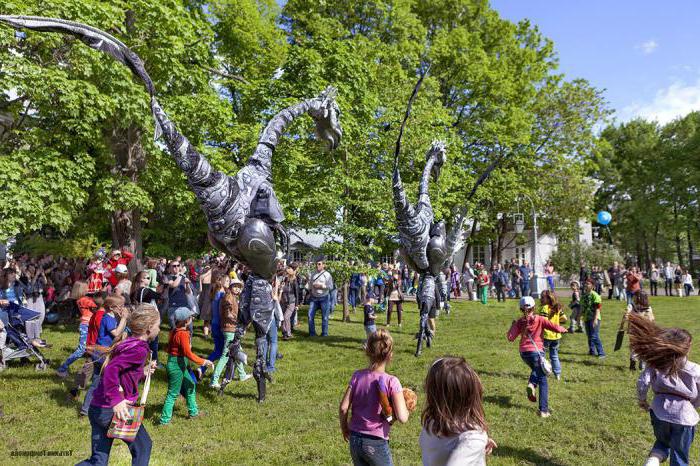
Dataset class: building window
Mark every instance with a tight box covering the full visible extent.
[473,244,487,266]
[292,250,304,263]
[514,247,526,264]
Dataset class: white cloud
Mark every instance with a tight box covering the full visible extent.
[636,39,658,55]
[621,78,700,124]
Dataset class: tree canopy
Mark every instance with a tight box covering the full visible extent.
[0,0,607,261]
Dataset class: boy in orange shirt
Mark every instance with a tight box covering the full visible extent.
[159,307,213,425]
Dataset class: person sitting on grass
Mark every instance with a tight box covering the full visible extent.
[76,304,160,466]
[581,279,606,359]
[629,314,700,466]
[339,329,416,466]
[210,279,251,389]
[420,357,497,466]
[507,296,567,418]
[159,307,213,425]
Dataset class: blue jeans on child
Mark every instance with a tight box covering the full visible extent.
[521,351,549,413]
[200,325,225,376]
[308,295,331,336]
[349,431,393,466]
[263,315,279,372]
[76,405,152,466]
[543,339,561,376]
[650,410,695,466]
[585,319,606,356]
[58,323,88,372]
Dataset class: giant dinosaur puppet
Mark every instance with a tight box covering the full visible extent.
[0,15,342,401]
[392,67,501,357]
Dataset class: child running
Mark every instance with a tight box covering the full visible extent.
[581,279,606,358]
[507,296,567,417]
[629,314,700,466]
[538,290,567,380]
[419,357,497,466]
[57,281,96,378]
[76,303,160,466]
[159,307,213,425]
[339,329,414,466]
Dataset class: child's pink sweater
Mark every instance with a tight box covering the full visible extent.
[507,314,567,352]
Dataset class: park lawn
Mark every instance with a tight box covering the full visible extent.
[1,296,700,465]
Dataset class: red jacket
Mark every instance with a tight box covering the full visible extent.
[106,251,134,287]
[507,314,567,352]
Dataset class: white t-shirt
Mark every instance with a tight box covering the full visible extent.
[419,427,488,466]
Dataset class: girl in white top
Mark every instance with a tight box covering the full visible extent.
[419,357,497,466]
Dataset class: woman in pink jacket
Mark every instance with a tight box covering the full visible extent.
[507,296,567,418]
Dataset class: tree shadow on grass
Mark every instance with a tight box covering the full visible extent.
[492,445,568,466]
[483,395,526,410]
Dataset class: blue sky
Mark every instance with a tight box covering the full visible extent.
[491,0,700,124]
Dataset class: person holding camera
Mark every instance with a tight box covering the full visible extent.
[162,261,195,331]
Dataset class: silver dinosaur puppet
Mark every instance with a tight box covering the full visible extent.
[0,15,342,401]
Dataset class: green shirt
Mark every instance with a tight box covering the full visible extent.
[581,290,602,321]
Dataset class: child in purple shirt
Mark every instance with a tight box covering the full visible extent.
[77,304,160,466]
[339,329,411,466]
[629,313,700,466]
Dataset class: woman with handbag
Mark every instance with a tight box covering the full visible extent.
[77,303,160,466]
[507,296,567,418]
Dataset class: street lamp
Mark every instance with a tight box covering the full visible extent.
[511,195,541,297]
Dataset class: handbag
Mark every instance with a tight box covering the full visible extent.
[106,356,152,442]
[526,333,553,376]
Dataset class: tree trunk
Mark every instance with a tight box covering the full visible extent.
[687,222,695,275]
[674,204,684,266]
[342,281,350,322]
[461,220,478,270]
[107,124,146,271]
[643,232,651,272]
[652,222,659,264]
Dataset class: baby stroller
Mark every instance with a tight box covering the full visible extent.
[0,302,50,372]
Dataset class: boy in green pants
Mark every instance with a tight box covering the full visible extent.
[211,280,251,388]
[160,307,212,425]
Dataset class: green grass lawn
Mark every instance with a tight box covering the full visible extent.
[2,296,700,465]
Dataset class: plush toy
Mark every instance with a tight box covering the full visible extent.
[377,377,394,423]
[403,387,418,413]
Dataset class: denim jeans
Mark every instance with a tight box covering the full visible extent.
[520,281,531,297]
[200,325,225,376]
[308,295,331,336]
[263,315,279,372]
[650,410,695,466]
[348,287,359,308]
[585,319,605,356]
[543,339,561,376]
[75,405,152,466]
[349,432,393,466]
[520,351,549,413]
[59,323,89,372]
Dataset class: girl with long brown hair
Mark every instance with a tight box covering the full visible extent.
[538,290,567,380]
[630,314,700,466]
[420,357,497,465]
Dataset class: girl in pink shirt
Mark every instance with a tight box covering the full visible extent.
[507,296,567,418]
[339,329,414,466]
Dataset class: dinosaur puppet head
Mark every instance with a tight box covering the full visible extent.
[308,86,342,150]
[426,140,447,182]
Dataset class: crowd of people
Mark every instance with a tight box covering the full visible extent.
[1,250,699,465]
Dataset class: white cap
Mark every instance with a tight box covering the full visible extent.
[114,264,128,274]
[519,296,535,309]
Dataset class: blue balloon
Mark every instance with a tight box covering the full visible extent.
[597,210,612,225]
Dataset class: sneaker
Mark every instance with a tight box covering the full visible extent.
[598,354,607,360]
[555,374,561,381]
[239,374,253,382]
[643,456,661,466]
[526,383,537,403]
[210,382,221,390]
[538,410,551,418]
[56,369,68,379]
